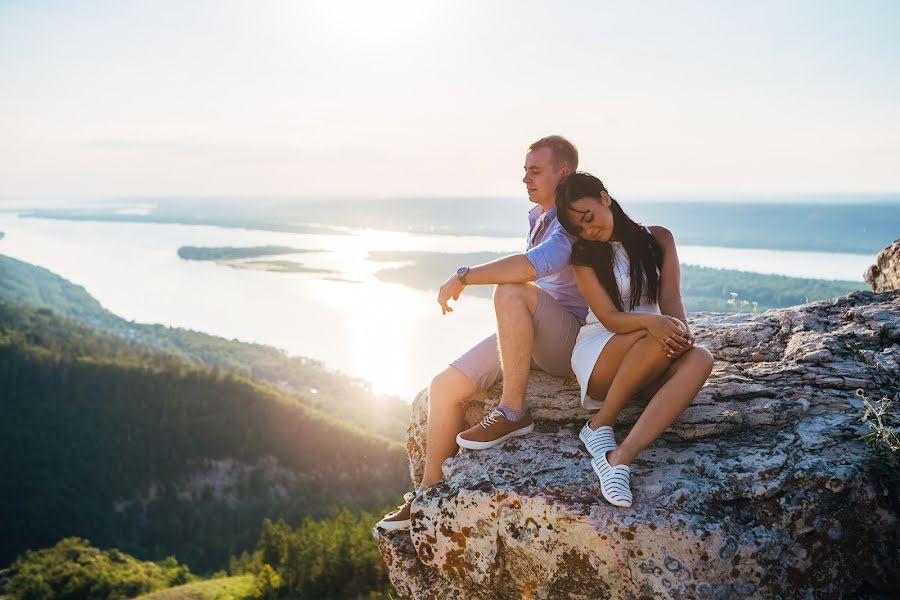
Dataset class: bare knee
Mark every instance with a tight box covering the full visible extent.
[639,333,672,363]
[675,346,713,377]
[429,367,475,406]
[493,282,535,311]
[690,346,715,375]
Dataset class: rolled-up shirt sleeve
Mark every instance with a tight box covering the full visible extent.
[525,225,574,280]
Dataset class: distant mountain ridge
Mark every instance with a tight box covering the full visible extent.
[22,196,900,254]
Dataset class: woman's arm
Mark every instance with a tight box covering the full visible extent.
[574,265,687,348]
[651,226,694,356]
[650,226,689,332]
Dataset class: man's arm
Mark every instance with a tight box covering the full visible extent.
[437,254,537,314]
[437,224,572,314]
[465,254,537,284]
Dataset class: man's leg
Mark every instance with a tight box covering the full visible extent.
[420,366,475,488]
[529,288,582,379]
[493,282,541,412]
[456,287,578,451]
[377,336,499,529]
[422,334,502,480]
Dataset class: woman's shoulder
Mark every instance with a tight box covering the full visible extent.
[646,225,675,246]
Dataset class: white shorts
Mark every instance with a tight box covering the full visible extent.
[570,323,616,409]
[571,306,662,409]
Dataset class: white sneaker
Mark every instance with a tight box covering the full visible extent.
[592,451,633,508]
[579,421,617,458]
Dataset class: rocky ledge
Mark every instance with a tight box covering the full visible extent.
[865,239,900,293]
[375,290,900,599]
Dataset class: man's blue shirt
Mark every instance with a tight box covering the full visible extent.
[523,205,588,322]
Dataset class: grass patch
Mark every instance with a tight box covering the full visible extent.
[136,576,254,600]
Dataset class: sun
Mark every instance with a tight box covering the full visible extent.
[306,0,434,44]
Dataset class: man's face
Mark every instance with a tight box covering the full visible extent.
[523,147,567,206]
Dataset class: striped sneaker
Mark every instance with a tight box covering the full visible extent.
[591,450,632,508]
[579,421,617,458]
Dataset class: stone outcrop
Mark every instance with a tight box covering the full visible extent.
[865,239,900,293]
[375,291,900,599]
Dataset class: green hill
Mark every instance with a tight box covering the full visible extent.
[0,254,410,440]
[2,537,196,600]
[0,301,408,572]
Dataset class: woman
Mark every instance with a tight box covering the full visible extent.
[555,172,713,508]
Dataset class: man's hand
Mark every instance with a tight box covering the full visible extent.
[438,275,465,315]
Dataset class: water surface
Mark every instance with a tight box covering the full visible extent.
[0,214,873,397]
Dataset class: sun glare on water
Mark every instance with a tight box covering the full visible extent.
[309,228,460,397]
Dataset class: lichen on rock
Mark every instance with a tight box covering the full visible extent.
[377,290,900,599]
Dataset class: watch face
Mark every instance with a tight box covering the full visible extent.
[457,267,467,277]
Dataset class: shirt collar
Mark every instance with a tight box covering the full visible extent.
[529,205,557,220]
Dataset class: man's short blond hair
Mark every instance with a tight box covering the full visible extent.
[529,135,578,172]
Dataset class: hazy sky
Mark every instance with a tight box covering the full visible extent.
[1,0,899,201]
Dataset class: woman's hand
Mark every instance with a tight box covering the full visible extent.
[646,315,691,357]
[669,332,695,359]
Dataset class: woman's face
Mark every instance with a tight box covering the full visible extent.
[567,193,615,241]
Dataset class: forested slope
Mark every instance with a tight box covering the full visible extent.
[0,254,410,439]
[0,302,408,571]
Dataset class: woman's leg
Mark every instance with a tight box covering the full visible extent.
[586,331,674,430]
[608,346,714,466]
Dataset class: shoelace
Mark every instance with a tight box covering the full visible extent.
[479,409,505,429]
[402,492,415,504]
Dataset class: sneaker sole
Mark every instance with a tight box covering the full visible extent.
[375,518,411,531]
[456,422,535,450]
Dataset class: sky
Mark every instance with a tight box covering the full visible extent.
[1,0,899,202]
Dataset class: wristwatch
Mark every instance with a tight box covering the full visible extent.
[456,266,470,285]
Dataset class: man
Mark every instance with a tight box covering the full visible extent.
[377,135,588,530]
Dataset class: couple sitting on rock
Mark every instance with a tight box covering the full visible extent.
[378,135,713,529]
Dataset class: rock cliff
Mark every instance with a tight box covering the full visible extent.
[865,239,900,293]
[375,290,900,599]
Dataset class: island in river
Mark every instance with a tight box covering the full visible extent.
[177,245,337,275]
[177,245,315,260]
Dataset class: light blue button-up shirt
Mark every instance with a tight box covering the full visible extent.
[524,205,588,322]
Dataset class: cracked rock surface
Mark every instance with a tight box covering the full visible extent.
[376,291,900,599]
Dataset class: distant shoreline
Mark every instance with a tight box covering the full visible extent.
[18,201,899,255]
[371,250,865,311]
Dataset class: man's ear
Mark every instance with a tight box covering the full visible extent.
[559,166,571,178]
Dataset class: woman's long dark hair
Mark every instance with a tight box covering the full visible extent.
[556,172,663,311]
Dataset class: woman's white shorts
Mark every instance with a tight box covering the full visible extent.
[570,322,617,409]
